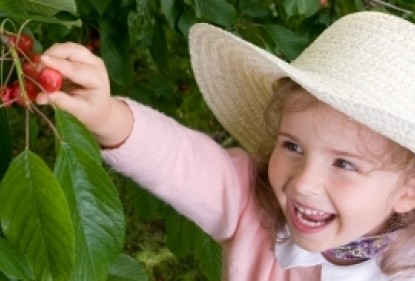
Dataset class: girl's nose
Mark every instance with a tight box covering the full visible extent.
[288,160,325,196]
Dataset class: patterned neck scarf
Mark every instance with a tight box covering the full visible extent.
[323,234,394,260]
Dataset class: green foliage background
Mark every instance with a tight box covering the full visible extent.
[0,0,414,280]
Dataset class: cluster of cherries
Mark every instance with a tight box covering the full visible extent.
[0,33,63,107]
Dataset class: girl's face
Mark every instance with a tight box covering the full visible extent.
[268,91,413,252]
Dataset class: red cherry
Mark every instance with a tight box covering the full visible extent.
[7,34,34,55]
[85,43,95,52]
[0,86,13,107]
[91,39,100,50]
[11,79,38,106]
[22,53,42,79]
[320,0,329,7]
[22,61,39,80]
[38,67,62,92]
[29,53,41,63]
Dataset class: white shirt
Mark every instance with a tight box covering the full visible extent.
[275,239,390,281]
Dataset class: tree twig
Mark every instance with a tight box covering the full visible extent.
[367,0,412,16]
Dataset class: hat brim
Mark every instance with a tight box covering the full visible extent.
[189,23,366,156]
[190,13,415,156]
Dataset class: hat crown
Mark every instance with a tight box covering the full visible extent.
[293,12,415,99]
[288,12,415,153]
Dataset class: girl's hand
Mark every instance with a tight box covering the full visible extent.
[35,42,133,148]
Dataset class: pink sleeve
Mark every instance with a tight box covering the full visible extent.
[102,98,254,241]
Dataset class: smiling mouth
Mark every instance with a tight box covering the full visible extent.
[292,202,336,232]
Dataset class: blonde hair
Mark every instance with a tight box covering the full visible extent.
[254,77,415,277]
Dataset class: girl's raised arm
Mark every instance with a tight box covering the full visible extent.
[35,42,133,148]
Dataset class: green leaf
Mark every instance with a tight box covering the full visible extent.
[0,0,80,27]
[23,0,77,16]
[127,180,165,222]
[54,110,101,163]
[266,24,309,61]
[194,235,221,281]
[90,0,110,16]
[239,0,269,18]
[160,0,179,29]
[165,211,222,281]
[54,110,125,281]
[177,9,197,38]
[0,271,11,281]
[107,254,148,281]
[25,15,82,28]
[0,0,27,16]
[283,0,320,18]
[149,22,168,70]
[0,238,34,280]
[193,0,237,27]
[165,211,202,257]
[354,0,365,10]
[0,150,75,281]
[99,19,133,86]
[0,108,12,181]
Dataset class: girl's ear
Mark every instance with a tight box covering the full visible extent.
[393,177,415,213]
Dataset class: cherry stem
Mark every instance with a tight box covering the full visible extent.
[0,19,17,36]
[9,47,29,104]
[366,0,412,15]
[0,96,18,108]
[0,46,4,86]
[7,46,34,149]
[29,104,62,142]
[0,57,12,61]
[25,107,30,149]
[24,74,47,93]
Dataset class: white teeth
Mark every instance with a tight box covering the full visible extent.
[294,203,334,228]
[296,205,329,216]
[296,212,325,227]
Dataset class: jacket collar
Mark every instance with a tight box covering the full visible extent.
[275,239,389,281]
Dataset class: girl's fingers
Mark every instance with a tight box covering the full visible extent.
[35,42,111,128]
[40,54,108,90]
[36,91,87,117]
[42,42,101,65]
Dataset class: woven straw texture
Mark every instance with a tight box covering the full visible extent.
[189,11,415,156]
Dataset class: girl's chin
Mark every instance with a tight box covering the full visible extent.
[289,233,331,252]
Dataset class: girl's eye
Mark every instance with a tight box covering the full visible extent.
[334,158,356,171]
[282,141,303,154]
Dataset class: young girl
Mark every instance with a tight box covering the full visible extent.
[36,11,415,280]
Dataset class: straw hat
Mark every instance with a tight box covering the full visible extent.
[189,11,415,156]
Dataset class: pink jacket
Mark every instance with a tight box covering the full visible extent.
[102,99,321,280]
